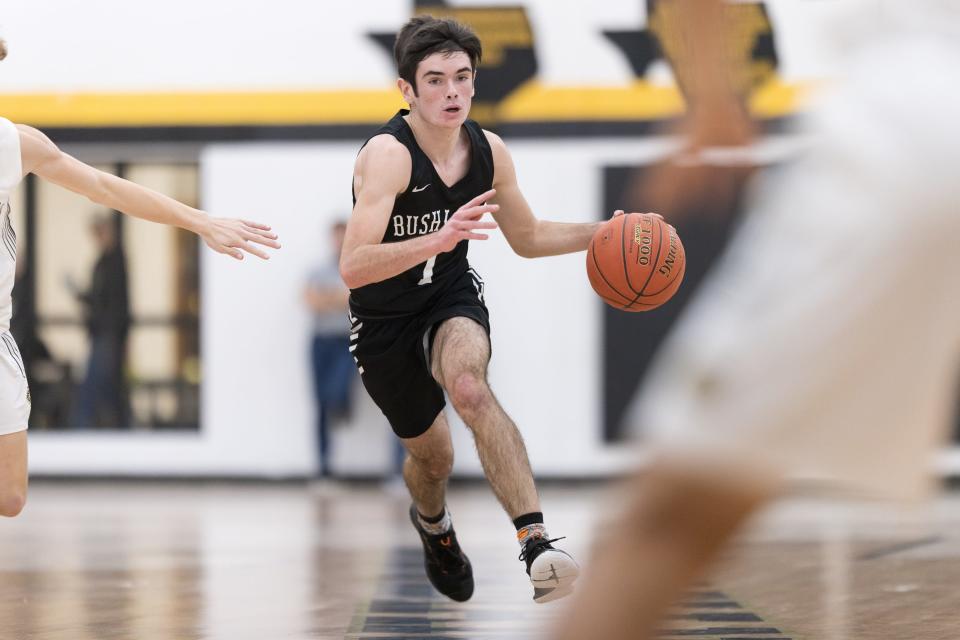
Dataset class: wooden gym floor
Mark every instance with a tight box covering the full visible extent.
[1,480,958,639]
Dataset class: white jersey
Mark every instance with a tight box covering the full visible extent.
[0,117,28,435]
[0,117,23,334]
[629,8,960,501]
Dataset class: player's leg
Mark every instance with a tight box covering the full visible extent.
[401,409,476,601]
[400,410,454,519]
[351,311,475,601]
[431,316,578,602]
[0,430,28,517]
[0,336,30,517]
[430,317,538,518]
[554,462,778,640]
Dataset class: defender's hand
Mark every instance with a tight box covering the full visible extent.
[200,217,281,260]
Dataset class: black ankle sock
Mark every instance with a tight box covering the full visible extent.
[418,507,446,523]
[513,512,544,531]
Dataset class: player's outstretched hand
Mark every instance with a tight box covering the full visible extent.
[200,217,282,260]
[436,188,499,252]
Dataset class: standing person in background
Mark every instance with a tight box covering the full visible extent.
[554,1,960,638]
[0,38,281,518]
[303,220,355,478]
[69,214,130,429]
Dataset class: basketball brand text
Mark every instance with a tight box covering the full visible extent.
[659,230,680,276]
[634,218,654,266]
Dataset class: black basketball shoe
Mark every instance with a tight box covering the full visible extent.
[409,504,474,602]
[520,534,579,603]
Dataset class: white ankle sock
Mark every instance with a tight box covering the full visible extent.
[417,507,452,535]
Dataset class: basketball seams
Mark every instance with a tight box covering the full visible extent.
[633,215,664,299]
[620,214,664,309]
[640,222,682,297]
[637,260,684,307]
[587,212,684,312]
[590,234,635,304]
[619,213,641,295]
[597,292,662,310]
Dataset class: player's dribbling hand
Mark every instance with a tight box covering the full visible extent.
[199,217,282,260]
[436,188,499,252]
[610,210,676,239]
[611,209,663,220]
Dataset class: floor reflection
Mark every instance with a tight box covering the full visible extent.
[2,482,960,639]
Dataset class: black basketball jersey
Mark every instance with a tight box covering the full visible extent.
[349,110,494,320]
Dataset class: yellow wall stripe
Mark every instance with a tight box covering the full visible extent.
[750,78,817,119]
[500,79,815,121]
[498,81,685,121]
[1,90,407,127]
[0,81,812,128]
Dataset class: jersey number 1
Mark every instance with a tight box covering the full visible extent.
[418,255,437,285]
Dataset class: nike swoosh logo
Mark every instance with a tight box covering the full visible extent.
[412,184,431,193]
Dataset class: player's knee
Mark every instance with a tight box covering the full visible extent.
[415,449,453,481]
[427,456,454,482]
[0,490,26,518]
[448,372,490,421]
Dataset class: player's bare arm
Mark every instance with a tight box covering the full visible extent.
[340,134,498,289]
[16,125,280,260]
[485,131,601,258]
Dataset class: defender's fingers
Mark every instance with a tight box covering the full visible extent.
[244,225,280,240]
[238,240,270,260]
[244,231,282,248]
[222,246,244,260]
[241,219,273,231]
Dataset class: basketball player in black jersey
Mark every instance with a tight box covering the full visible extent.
[340,16,616,604]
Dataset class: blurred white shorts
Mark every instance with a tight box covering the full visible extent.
[629,153,960,501]
[0,331,30,436]
[629,35,960,502]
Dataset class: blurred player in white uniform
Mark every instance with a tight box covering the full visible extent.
[0,39,280,518]
[555,1,960,638]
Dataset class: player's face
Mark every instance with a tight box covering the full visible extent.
[407,51,475,128]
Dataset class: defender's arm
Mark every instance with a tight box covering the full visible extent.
[17,125,279,260]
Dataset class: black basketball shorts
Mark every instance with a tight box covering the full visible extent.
[349,268,490,439]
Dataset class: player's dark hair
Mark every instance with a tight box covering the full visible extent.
[394,16,482,95]
[0,39,7,61]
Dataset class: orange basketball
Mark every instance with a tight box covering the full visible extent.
[586,212,685,312]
